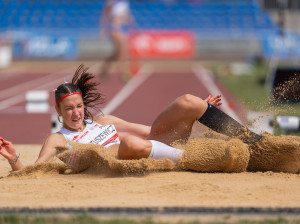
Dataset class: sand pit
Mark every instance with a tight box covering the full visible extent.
[1,134,300,209]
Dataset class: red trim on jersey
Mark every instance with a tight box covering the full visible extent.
[102,133,119,146]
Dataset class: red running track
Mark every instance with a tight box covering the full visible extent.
[0,65,247,144]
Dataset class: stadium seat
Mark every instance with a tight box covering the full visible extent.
[0,0,278,40]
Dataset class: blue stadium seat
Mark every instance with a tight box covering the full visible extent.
[0,0,278,39]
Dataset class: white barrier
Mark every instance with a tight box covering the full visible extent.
[0,44,12,68]
[25,90,49,113]
[276,116,300,131]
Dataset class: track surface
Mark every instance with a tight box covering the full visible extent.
[0,62,247,144]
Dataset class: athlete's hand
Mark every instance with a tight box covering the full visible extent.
[0,137,17,161]
[205,94,222,108]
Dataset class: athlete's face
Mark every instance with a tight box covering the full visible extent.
[56,94,85,132]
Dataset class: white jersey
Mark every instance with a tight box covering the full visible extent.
[59,120,120,148]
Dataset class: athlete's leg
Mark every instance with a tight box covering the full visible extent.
[147,94,262,146]
[198,103,262,145]
[118,135,152,159]
[118,135,183,162]
[147,94,208,145]
[100,32,122,78]
[118,31,132,82]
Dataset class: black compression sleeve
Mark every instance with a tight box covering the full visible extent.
[198,103,262,145]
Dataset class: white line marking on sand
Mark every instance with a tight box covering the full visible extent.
[101,65,153,115]
[193,67,241,123]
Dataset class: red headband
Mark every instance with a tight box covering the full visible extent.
[56,92,82,106]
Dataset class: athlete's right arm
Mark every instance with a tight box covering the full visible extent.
[35,133,67,163]
[0,134,67,171]
[0,137,23,171]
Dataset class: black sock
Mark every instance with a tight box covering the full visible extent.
[198,103,262,145]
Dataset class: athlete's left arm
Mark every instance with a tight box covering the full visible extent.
[95,114,151,139]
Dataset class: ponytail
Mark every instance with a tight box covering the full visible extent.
[55,64,105,121]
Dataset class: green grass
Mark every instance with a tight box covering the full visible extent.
[218,70,300,115]
[0,214,299,224]
[211,62,299,112]
[210,62,300,135]
[219,73,269,111]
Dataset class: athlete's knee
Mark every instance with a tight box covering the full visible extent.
[118,136,149,159]
[120,136,138,150]
[176,94,207,114]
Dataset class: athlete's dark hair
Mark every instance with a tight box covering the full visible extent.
[55,64,105,120]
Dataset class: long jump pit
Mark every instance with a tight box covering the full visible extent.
[1,127,300,223]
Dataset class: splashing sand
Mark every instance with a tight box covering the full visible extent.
[8,130,300,178]
[243,73,300,173]
[176,138,249,173]
[11,143,177,178]
[10,162,70,178]
[11,137,250,178]
[248,132,300,173]
[272,74,300,103]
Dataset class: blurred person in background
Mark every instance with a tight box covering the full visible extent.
[99,0,138,82]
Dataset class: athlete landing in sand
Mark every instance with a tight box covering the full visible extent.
[0,64,262,172]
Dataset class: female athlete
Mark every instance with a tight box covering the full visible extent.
[0,65,262,171]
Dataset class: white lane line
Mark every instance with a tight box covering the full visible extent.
[193,67,241,123]
[0,67,75,100]
[0,95,25,111]
[0,63,101,112]
[0,72,23,81]
[101,65,153,115]
[0,73,72,111]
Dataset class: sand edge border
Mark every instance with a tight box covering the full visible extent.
[0,206,300,216]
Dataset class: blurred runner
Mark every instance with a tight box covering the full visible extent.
[99,0,139,82]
